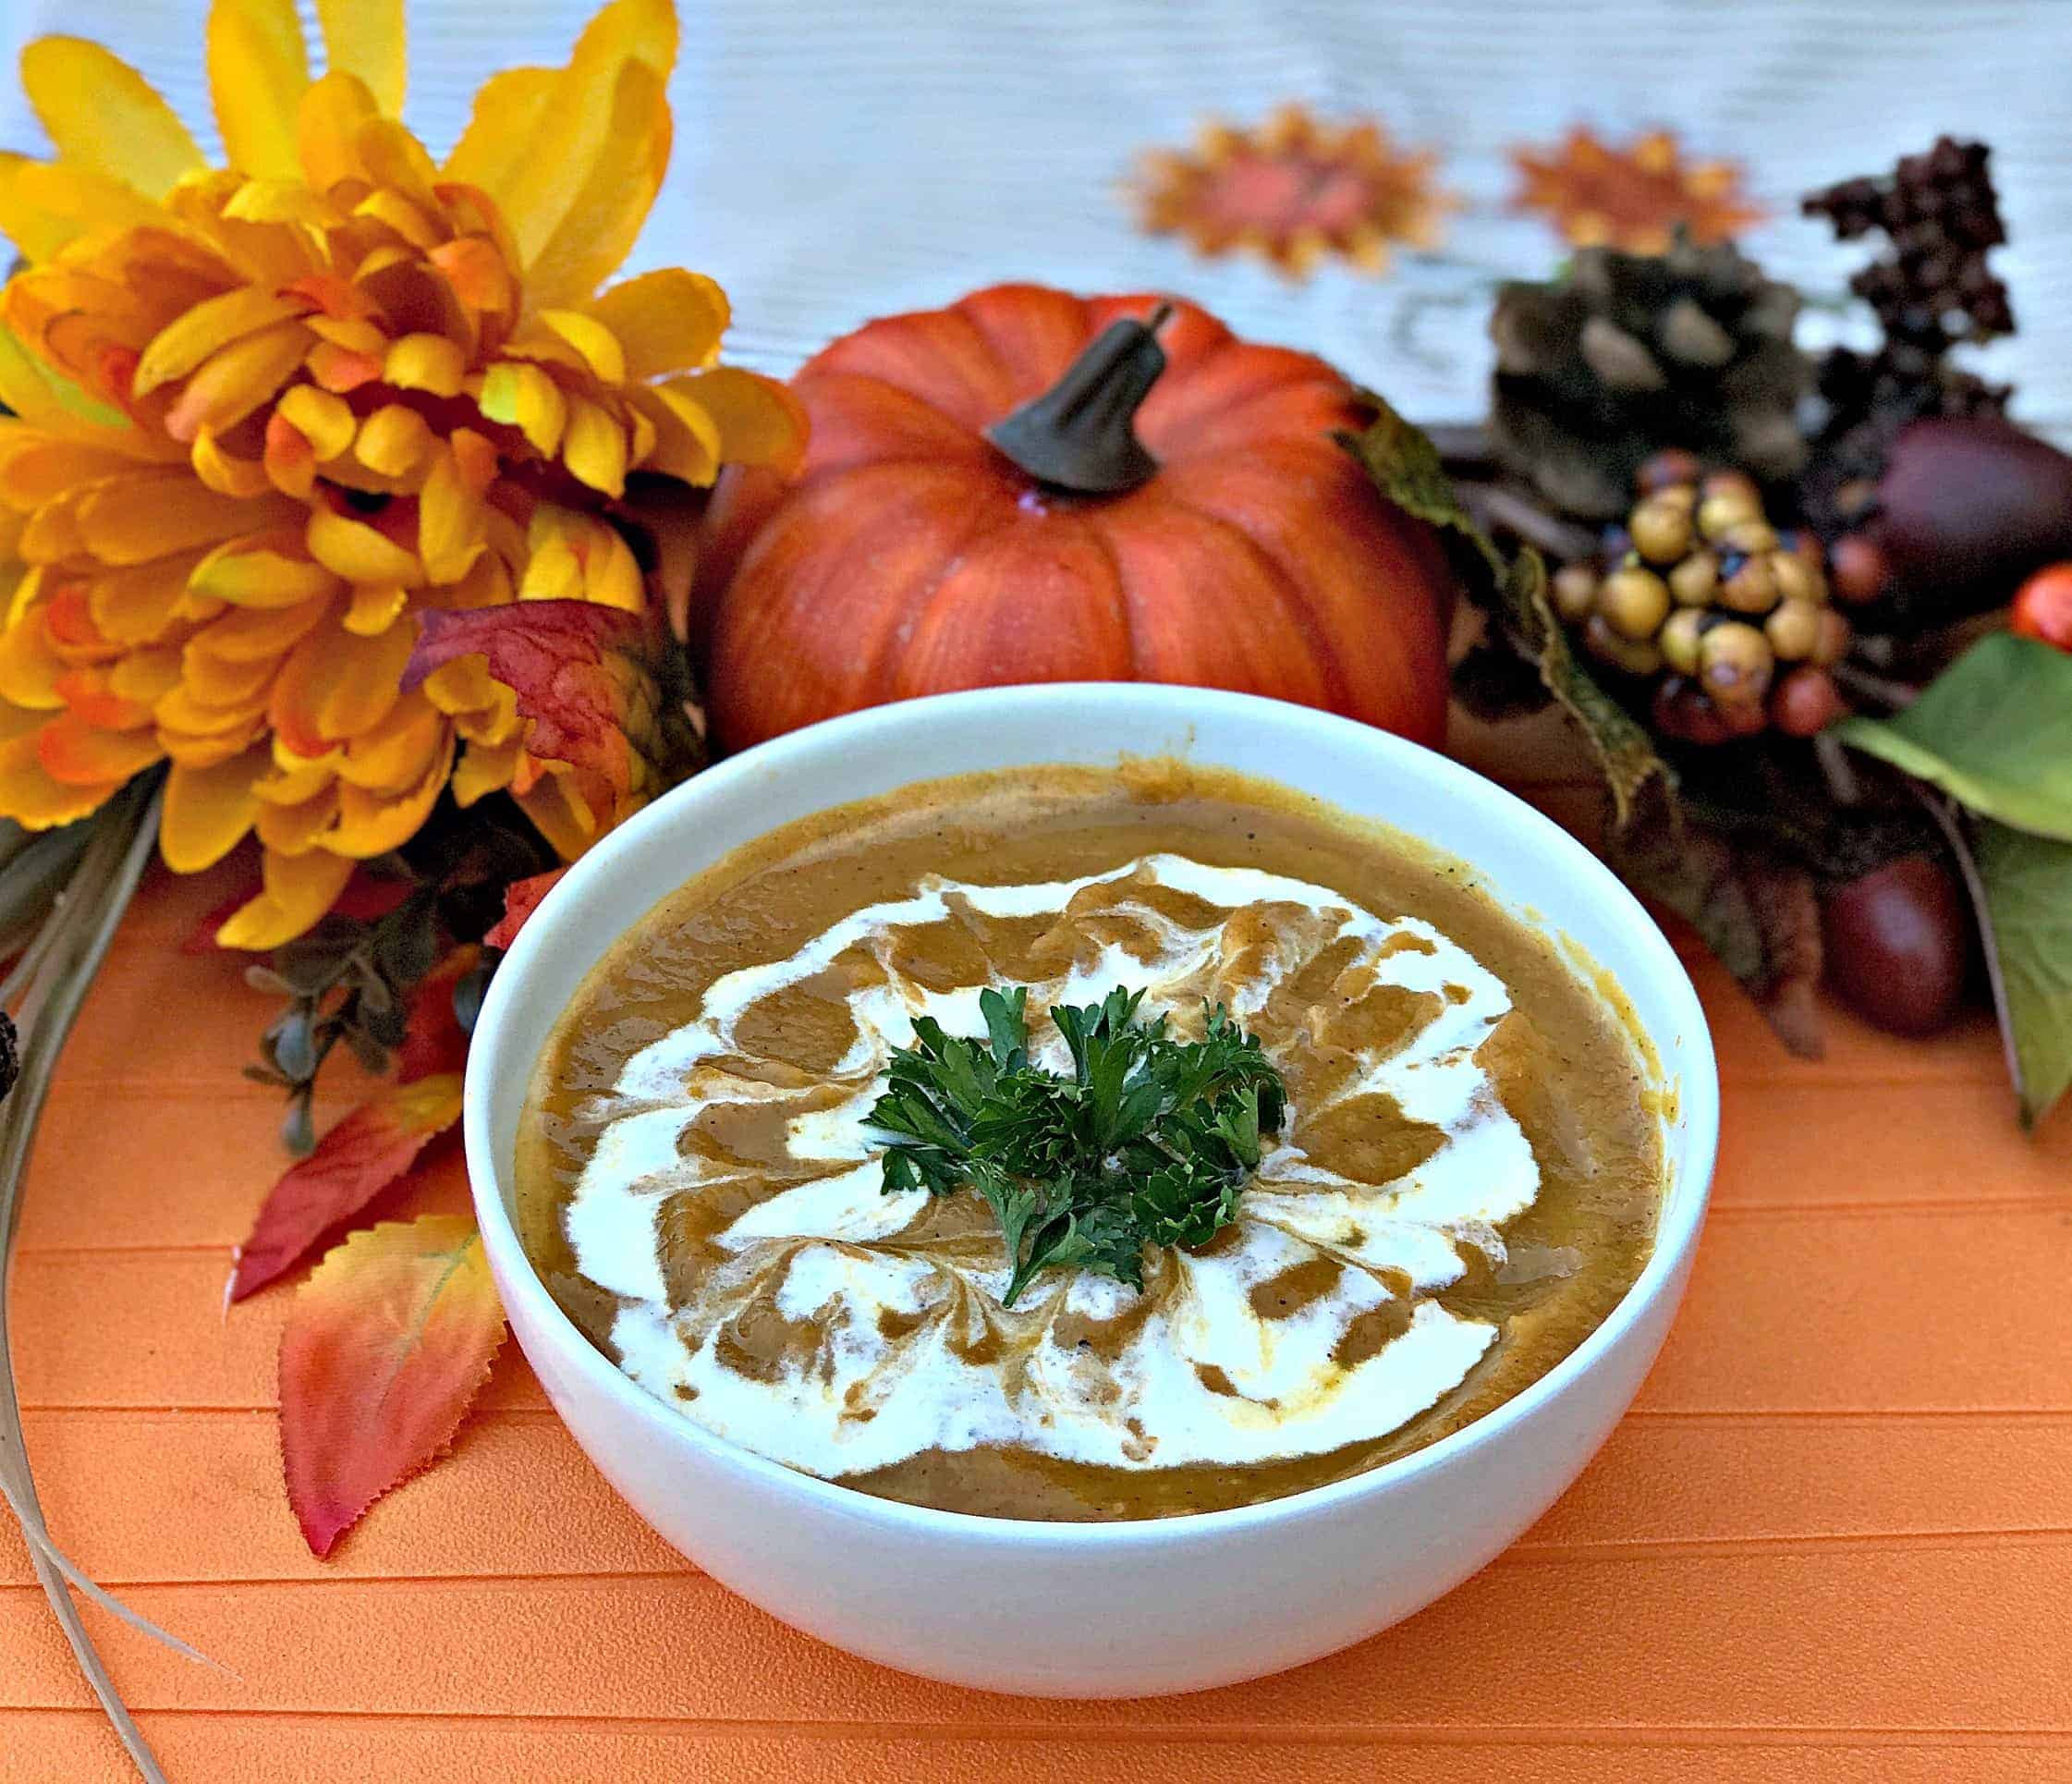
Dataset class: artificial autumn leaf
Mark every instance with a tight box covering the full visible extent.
[1132,103,1449,278]
[230,1073,465,1300]
[1511,127,1762,253]
[279,1215,506,1558]
[396,946,481,1085]
[1338,390,1664,825]
[403,600,641,785]
[484,867,568,951]
[1604,788,1825,1058]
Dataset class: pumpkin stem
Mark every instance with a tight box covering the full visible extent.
[984,300,1174,495]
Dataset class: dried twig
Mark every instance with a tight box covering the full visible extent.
[0,777,195,1784]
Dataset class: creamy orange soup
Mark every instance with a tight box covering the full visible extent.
[517,762,1663,1520]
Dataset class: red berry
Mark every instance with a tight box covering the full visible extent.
[1829,532,1890,605]
[1821,855,1968,1036]
[2010,562,2072,651]
[1770,666,1849,736]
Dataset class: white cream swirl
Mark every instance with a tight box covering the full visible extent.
[564,854,1539,1479]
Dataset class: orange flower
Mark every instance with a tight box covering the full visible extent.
[0,0,805,947]
[1132,104,1449,278]
[1510,126,1762,253]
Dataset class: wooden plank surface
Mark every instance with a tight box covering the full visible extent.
[3,800,2069,1782]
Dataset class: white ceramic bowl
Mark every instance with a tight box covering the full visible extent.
[465,684,1718,1698]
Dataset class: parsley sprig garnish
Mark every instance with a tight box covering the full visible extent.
[869,986,1286,1306]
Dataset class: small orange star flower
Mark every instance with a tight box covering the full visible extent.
[1510,126,1762,254]
[1131,104,1450,279]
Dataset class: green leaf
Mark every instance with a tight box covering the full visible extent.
[1831,635,2072,842]
[1336,389,1665,827]
[1972,820,2072,1130]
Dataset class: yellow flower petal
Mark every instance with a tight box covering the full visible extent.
[88,555,202,646]
[516,532,582,604]
[214,845,355,947]
[585,268,729,379]
[296,69,377,192]
[450,734,519,806]
[253,751,336,803]
[480,360,566,456]
[222,177,347,230]
[161,742,271,870]
[354,117,442,213]
[34,712,164,786]
[417,444,486,587]
[181,643,279,709]
[154,679,268,738]
[0,432,146,511]
[163,320,312,444]
[0,729,117,828]
[662,367,809,477]
[315,0,405,117]
[562,396,628,496]
[476,0,677,270]
[383,332,465,397]
[133,287,311,399]
[189,594,332,663]
[0,156,161,263]
[19,37,203,200]
[538,310,627,385]
[71,474,287,567]
[343,582,407,636]
[441,67,556,201]
[336,689,442,790]
[191,428,273,498]
[270,611,414,751]
[255,781,337,854]
[190,532,343,607]
[524,57,670,313]
[420,654,498,717]
[108,646,182,706]
[324,727,453,856]
[516,766,597,861]
[275,385,357,460]
[306,507,424,587]
[208,0,312,180]
[354,403,431,478]
[628,383,720,484]
[0,611,66,710]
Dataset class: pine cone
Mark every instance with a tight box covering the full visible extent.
[1491,236,1812,519]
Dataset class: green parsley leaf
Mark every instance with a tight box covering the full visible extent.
[868,985,1287,1306]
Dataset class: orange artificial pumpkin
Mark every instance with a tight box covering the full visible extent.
[693,284,1458,751]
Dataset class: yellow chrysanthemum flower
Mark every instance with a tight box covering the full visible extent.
[0,0,804,947]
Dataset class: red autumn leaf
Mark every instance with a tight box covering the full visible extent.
[279,1214,506,1557]
[402,601,639,780]
[484,867,567,951]
[231,1074,465,1301]
[396,946,480,1083]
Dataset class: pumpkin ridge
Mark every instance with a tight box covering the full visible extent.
[1075,507,1142,679]
[864,504,1020,692]
[1135,487,1355,711]
[1138,340,1353,451]
[816,308,1018,432]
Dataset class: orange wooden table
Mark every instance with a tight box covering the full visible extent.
[5,745,2071,1783]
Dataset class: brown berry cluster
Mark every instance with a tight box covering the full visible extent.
[1554,450,1852,744]
[1799,138,2013,538]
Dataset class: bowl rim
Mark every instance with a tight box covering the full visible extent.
[465,683,1720,1546]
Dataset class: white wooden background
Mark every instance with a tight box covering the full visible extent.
[1,0,2066,434]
